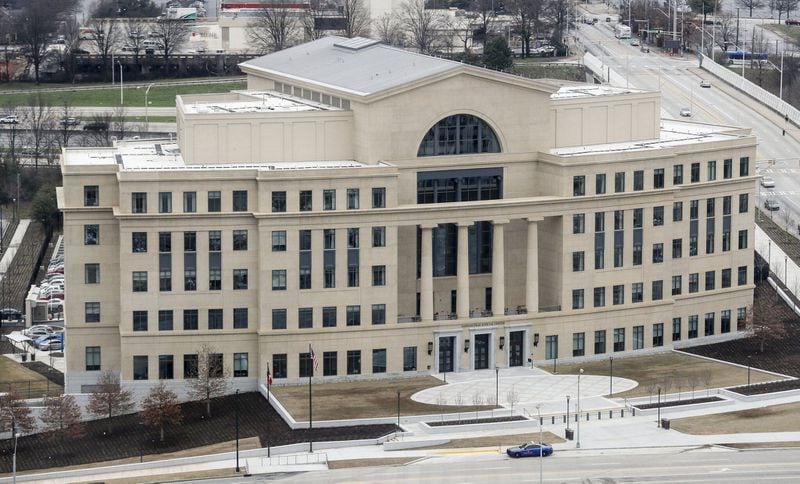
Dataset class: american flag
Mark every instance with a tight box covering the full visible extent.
[266,362,273,386]
[309,344,319,374]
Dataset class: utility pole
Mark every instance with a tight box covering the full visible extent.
[736,8,740,49]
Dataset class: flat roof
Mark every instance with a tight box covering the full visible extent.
[551,84,646,99]
[181,90,339,114]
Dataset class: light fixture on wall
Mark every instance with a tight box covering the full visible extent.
[534,333,540,347]
[464,339,470,353]
[499,336,505,350]
[427,341,433,355]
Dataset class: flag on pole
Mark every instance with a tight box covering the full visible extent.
[266,362,273,386]
[309,344,319,373]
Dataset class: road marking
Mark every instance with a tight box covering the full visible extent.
[433,448,500,455]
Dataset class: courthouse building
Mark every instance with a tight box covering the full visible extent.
[59,36,756,394]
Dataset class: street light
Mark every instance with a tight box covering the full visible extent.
[118,61,124,105]
[609,356,613,397]
[576,368,583,448]
[657,387,662,427]
[235,389,240,473]
[565,394,570,432]
[144,82,155,132]
[536,404,543,484]
[495,366,499,407]
[747,355,752,387]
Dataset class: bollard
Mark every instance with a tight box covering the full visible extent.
[540,417,543,425]
[632,407,635,416]
[552,415,555,424]
[621,409,625,418]
[575,414,578,422]
[609,410,613,419]
[562,415,566,423]
[586,413,589,421]
[598,411,602,420]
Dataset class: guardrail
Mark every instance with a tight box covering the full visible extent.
[258,452,327,467]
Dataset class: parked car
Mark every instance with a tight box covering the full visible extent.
[83,121,109,131]
[506,442,554,458]
[764,198,780,211]
[0,115,19,124]
[760,176,776,188]
[786,19,800,25]
[631,38,640,46]
[59,117,80,127]
[34,334,62,350]
[0,308,22,322]
[640,46,650,53]
[39,338,62,351]
[700,80,712,88]
[680,107,692,117]
[24,325,54,337]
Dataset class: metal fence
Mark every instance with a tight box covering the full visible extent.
[259,452,328,467]
[1,379,62,399]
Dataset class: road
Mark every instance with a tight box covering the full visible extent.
[577,17,800,230]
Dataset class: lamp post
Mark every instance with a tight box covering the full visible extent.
[784,255,788,284]
[144,82,155,132]
[6,411,18,484]
[565,394,570,432]
[536,404,543,484]
[747,355,752,387]
[657,387,662,427]
[577,368,583,448]
[235,389,240,472]
[609,356,613,397]
[118,60,123,105]
[495,365,499,407]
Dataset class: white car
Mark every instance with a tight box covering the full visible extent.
[764,199,780,211]
[700,80,712,88]
[24,325,54,337]
[760,176,776,188]
[0,115,18,124]
[680,107,692,117]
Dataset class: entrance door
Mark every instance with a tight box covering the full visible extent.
[438,336,455,373]
[474,334,490,370]
[509,330,524,367]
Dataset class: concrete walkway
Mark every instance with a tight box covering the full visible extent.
[0,219,30,280]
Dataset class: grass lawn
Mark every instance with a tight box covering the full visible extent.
[1,80,246,108]
[328,457,420,469]
[271,376,495,421]
[78,115,177,123]
[0,356,61,399]
[723,441,800,449]
[762,24,800,43]
[420,432,565,450]
[557,352,780,398]
[671,402,800,435]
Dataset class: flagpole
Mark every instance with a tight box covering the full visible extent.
[309,343,313,453]
[266,362,270,404]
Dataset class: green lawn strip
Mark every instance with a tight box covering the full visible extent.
[405,431,565,450]
[77,116,177,123]
[3,80,246,108]
[327,457,420,469]
[762,24,800,43]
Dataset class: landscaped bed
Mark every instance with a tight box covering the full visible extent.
[727,379,800,396]
[426,416,528,427]
[670,401,800,435]
[633,396,723,410]
[0,392,395,473]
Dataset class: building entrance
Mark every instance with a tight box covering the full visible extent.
[474,333,490,370]
[509,330,525,367]
[438,336,455,372]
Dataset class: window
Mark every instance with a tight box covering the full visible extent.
[738,307,747,328]
[183,192,196,213]
[572,332,585,357]
[372,265,386,286]
[272,231,286,251]
[722,268,732,288]
[207,191,221,212]
[372,304,386,325]
[299,190,313,211]
[573,214,585,234]
[233,308,248,329]
[417,114,500,156]
[654,169,664,189]
[613,284,624,305]
[323,189,336,210]
[403,346,417,371]
[739,156,749,176]
[184,231,196,252]
[596,174,606,194]
[273,354,287,379]
[672,275,682,295]
[347,350,361,375]
[323,307,337,327]
[132,192,147,213]
[133,356,148,380]
[672,239,682,259]
[633,170,644,191]
[84,185,99,206]
[233,190,248,211]
[672,318,682,341]
[572,289,584,310]
[652,243,663,263]
[652,280,663,301]
[653,206,664,226]
[689,273,699,293]
[633,208,643,229]
[705,270,715,290]
[272,270,286,290]
[84,224,99,245]
[724,158,733,178]
[234,353,248,377]
[85,347,101,371]
[593,287,605,307]
[85,263,100,284]
[158,192,172,213]
[738,266,748,285]
[707,160,717,181]
[184,248,197,292]
[132,232,147,252]
[233,269,248,290]
[691,162,700,182]
[723,195,732,216]
[133,311,148,331]
[348,266,359,287]
[373,349,387,373]
[272,309,287,330]
[688,315,699,338]
[298,308,313,329]
[233,230,248,251]
[183,309,198,330]
[594,330,606,354]
[346,305,361,326]
[613,328,625,352]
[372,226,386,247]
[323,351,337,376]
[545,335,558,359]
[158,310,173,331]
[208,309,223,330]
[704,312,715,336]
[673,201,683,222]
[158,232,171,253]
[132,271,147,292]
[572,251,585,272]
[159,355,174,380]
[209,230,221,251]
[372,187,386,208]
[271,191,286,212]
[738,230,748,249]
[673,164,683,184]
[631,283,643,303]
[347,188,360,209]
[573,176,585,196]
[633,326,644,350]
[739,193,748,213]
[595,212,605,232]
[614,172,625,192]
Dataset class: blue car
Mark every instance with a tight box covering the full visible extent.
[506,442,553,458]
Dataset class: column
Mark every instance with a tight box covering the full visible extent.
[457,222,471,319]
[526,218,540,314]
[491,220,508,317]
[420,225,434,322]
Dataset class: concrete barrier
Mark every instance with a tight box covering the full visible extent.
[383,438,451,451]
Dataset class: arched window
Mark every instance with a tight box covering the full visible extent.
[417,114,501,157]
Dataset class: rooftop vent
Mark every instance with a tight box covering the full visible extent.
[333,37,379,51]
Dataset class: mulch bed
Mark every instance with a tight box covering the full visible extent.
[20,361,64,386]
[426,416,527,427]
[0,392,396,473]
[728,379,800,396]
[634,396,722,410]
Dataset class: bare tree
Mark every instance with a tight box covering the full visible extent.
[302,0,325,41]
[737,0,766,17]
[40,394,85,440]
[113,105,129,140]
[472,390,483,419]
[186,344,229,418]
[151,17,191,77]
[507,386,520,416]
[125,21,150,71]
[83,112,114,147]
[675,377,684,401]
[140,382,182,442]
[86,18,121,82]
[343,0,371,38]
[16,0,79,83]
[546,0,571,49]
[472,0,495,47]
[700,370,713,397]
[87,370,135,435]
[688,374,699,398]
[247,6,299,54]
[400,0,444,54]
[373,13,405,47]
[55,100,77,149]
[0,387,36,436]
[436,392,447,421]
[752,321,789,353]
[509,0,544,57]
[21,94,55,169]
[2,101,20,169]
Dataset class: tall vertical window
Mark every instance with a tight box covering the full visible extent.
[299,229,312,289]
[158,310,173,331]
[738,230,748,249]
[159,232,172,292]
[158,192,172,213]
[207,191,221,212]
[132,271,148,292]
[85,263,100,284]
[133,355,148,380]
[593,287,605,307]
[631,282,643,303]
[132,192,147,213]
[184,232,196,291]
[613,328,625,352]
[347,188,360,209]
[133,311,148,331]
[673,164,683,184]
[653,168,664,189]
[573,176,585,196]
[272,270,287,290]
[673,201,683,222]
[596,174,606,194]
[372,187,386,208]
[707,160,717,181]
[594,330,606,354]
[672,275,682,295]
[372,226,386,247]
[272,309,287,330]
[84,185,99,206]
[272,231,286,251]
[272,354,287,378]
[233,190,248,211]
[633,325,644,350]
[372,349,387,373]
[159,355,174,379]
[689,315,699,338]
[323,351,338,376]
[691,162,700,182]
[704,312,715,336]
[633,170,644,191]
[85,224,99,245]
[739,156,749,176]
[183,192,197,213]
[372,304,386,325]
[572,251,584,272]
[403,347,417,371]
[347,228,359,287]
[672,239,682,259]
[208,309,223,330]
[572,332,585,357]
[132,232,147,252]
[183,309,198,330]
[723,158,733,178]
[614,172,625,192]
[652,280,663,300]
[233,230,248,251]
[233,308,248,329]
[739,193,749,213]
[323,189,336,210]
[322,306,337,327]
[298,308,313,329]
[299,190,313,211]
[85,346,101,371]
[346,305,361,326]
[573,214,585,234]
[672,318,682,341]
[738,266,748,285]
[234,353,249,377]
[545,335,558,360]
[347,350,362,375]
[572,289,584,309]
[233,269,248,289]
[271,191,286,212]
[324,229,336,288]
[372,265,386,286]
[209,230,221,290]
